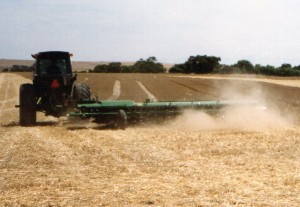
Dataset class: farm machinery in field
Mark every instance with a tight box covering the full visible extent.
[68,99,257,129]
[17,51,257,129]
[16,51,90,126]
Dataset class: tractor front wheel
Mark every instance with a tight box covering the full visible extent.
[19,83,36,126]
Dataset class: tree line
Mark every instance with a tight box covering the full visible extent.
[213,60,300,76]
[90,57,166,73]
[90,55,300,76]
[1,65,33,72]
[4,55,300,76]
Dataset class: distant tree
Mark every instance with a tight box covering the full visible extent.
[184,55,221,73]
[11,65,21,72]
[169,64,186,73]
[256,65,276,75]
[93,62,122,73]
[293,65,300,70]
[280,63,292,69]
[93,64,109,73]
[121,65,133,73]
[10,65,32,72]
[92,58,166,73]
[147,56,157,62]
[254,64,262,74]
[277,68,300,76]
[132,57,166,73]
[233,60,254,73]
[107,62,122,73]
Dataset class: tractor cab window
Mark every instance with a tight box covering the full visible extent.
[37,58,68,75]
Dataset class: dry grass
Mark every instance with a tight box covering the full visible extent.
[0,73,300,206]
[1,126,300,206]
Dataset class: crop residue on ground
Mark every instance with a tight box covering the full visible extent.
[1,73,300,206]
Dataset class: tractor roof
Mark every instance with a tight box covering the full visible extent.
[31,51,73,59]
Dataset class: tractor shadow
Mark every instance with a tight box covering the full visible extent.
[2,121,60,128]
[2,120,127,130]
[0,121,123,131]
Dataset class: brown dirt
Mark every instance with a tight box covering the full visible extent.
[0,73,300,206]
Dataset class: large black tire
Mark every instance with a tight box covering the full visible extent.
[73,83,91,101]
[19,84,36,126]
[114,109,127,130]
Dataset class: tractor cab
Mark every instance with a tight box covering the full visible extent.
[31,51,77,117]
[32,51,73,77]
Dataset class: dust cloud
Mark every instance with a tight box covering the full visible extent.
[166,106,292,132]
[164,78,295,131]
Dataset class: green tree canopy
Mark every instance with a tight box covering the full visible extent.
[184,55,221,73]
[233,60,254,73]
[93,62,122,73]
[132,57,166,73]
[169,55,221,74]
[280,63,292,69]
[169,64,186,73]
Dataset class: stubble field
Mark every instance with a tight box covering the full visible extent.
[0,72,300,206]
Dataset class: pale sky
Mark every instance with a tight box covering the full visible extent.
[1,0,300,66]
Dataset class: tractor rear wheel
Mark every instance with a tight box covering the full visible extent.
[73,83,91,101]
[19,83,36,126]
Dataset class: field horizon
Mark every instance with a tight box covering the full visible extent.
[0,58,174,71]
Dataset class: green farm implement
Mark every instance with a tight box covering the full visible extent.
[68,99,257,129]
[16,51,258,129]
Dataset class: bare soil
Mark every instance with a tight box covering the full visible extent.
[0,73,300,206]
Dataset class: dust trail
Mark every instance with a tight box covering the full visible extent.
[108,80,121,100]
[164,77,295,131]
[136,80,158,101]
[165,105,293,132]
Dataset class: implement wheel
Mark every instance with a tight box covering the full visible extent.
[114,109,127,130]
[19,83,36,126]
